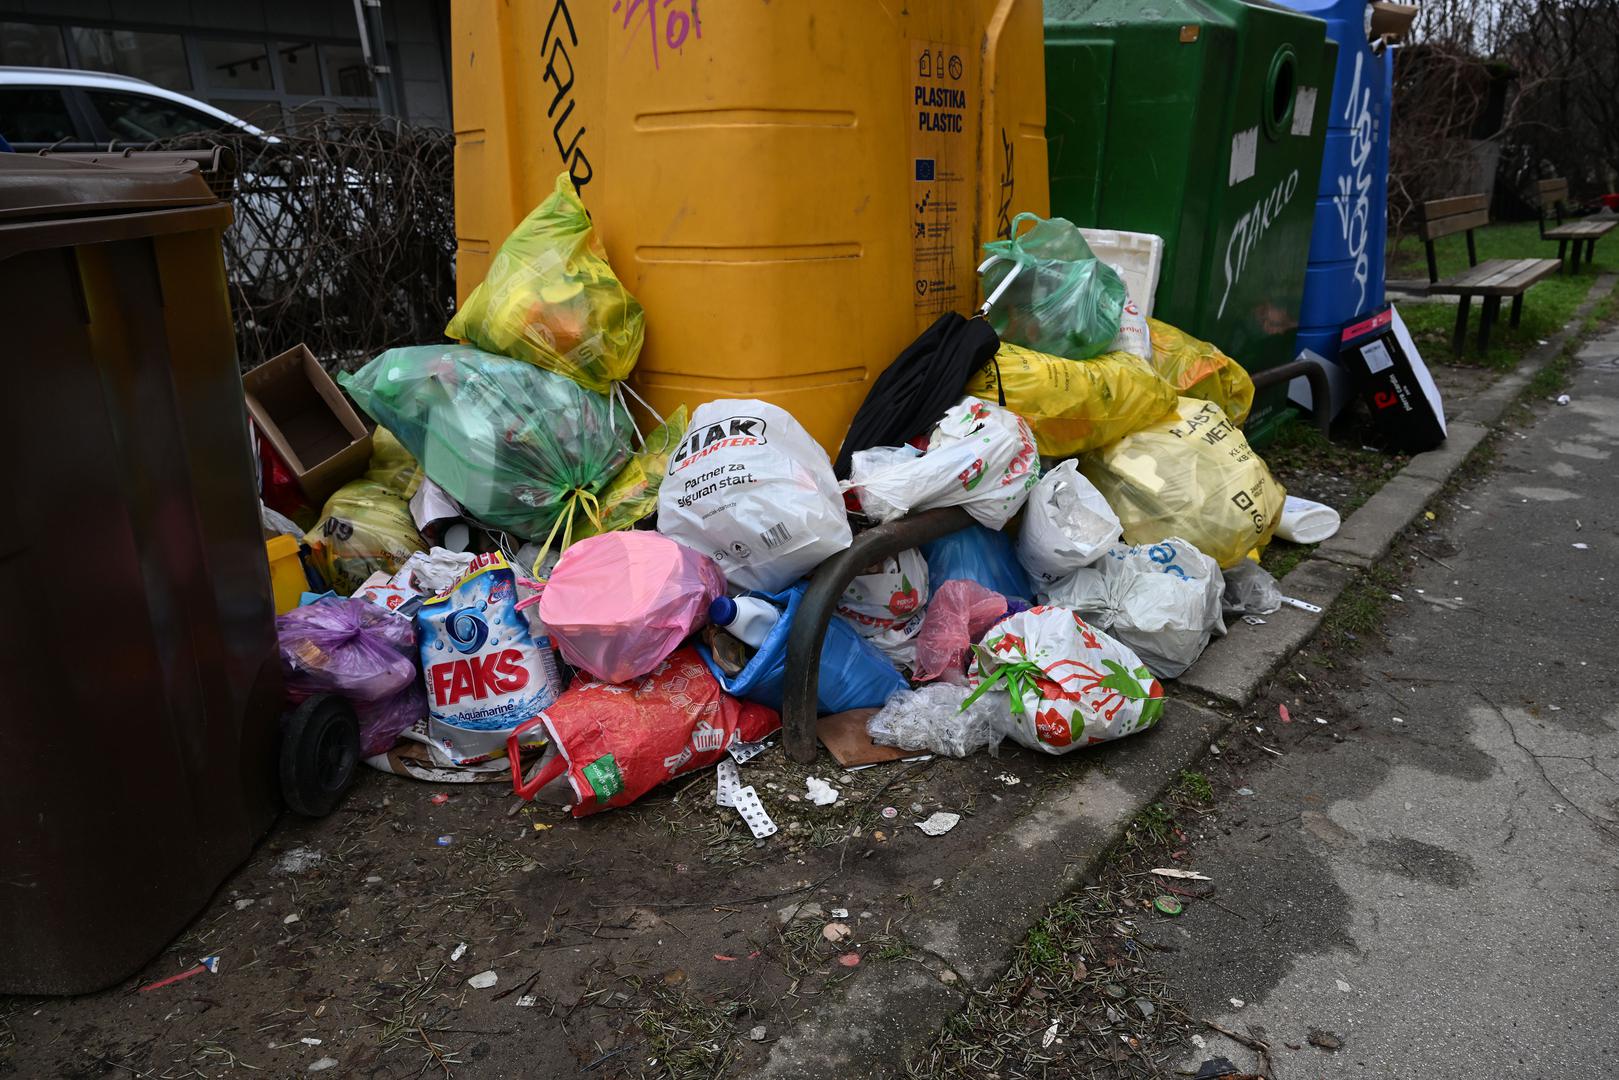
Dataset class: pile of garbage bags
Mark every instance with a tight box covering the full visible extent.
[264,189,1336,820]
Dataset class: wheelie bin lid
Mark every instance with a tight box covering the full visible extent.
[0,152,218,222]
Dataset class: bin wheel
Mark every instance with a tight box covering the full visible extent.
[281,694,360,817]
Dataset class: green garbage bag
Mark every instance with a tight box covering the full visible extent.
[981,212,1128,361]
[340,345,634,542]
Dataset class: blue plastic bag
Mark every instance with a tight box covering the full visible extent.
[698,583,907,713]
[920,525,1035,603]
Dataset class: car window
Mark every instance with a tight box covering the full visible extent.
[85,90,230,142]
[0,87,79,145]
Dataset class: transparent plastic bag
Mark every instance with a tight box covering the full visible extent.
[341,345,633,543]
[980,213,1128,360]
[912,579,1009,684]
[1080,398,1285,569]
[867,683,1007,758]
[1147,318,1255,426]
[308,480,428,596]
[965,342,1176,458]
[277,596,424,757]
[1222,559,1282,616]
[446,171,644,393]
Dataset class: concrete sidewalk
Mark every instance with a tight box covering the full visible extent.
[1148,322,1619,1078]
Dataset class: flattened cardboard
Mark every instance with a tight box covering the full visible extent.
[817,709,911,767]
[242,344,371,507]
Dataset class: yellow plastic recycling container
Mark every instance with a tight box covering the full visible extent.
[451,0,1050,452]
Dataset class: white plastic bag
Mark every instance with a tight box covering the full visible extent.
[1043,537,1226,679]
[1017,460,1122,586]
[846,398,1040,530]
[964,605,1165,754]
[836,549,929,668]
[1108,297,1153,361]
[657,400,852,592]
[1275,495,1341,544]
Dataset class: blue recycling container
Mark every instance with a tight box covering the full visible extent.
[1279,0,1393,371]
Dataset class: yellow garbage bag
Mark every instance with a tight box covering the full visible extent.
[363,427,424,500]
[571,406,690,543]
[965,342,1177,458]
[1147,319,1255,426]
[1080,397,1285,569]
[446,171,645,393]
[307,480,428,596]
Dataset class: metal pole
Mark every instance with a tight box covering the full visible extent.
[351,0,400,120]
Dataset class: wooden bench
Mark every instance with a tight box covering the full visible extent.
[1421,194,1561,354]
[1538,178,1616,273]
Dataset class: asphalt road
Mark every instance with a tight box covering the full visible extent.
[1144,332,1619,1079]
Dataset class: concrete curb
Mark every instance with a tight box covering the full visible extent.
[747,273,1617,1078]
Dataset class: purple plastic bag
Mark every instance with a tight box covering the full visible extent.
[277,597,424,756]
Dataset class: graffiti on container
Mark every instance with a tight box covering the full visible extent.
[542,0,593,188]
[1335,51,1376,313]
[1218,169,1300,319]
[997,127,1015,238]
[613,0,703,70]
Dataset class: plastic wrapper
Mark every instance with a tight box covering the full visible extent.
[965,605,1165,754]
[1080,397,1285,569]
[847,399,1039,530]
[341,344,633,542]
[1222,559,1282,616]
[572,406,688,542]
[965,342,1176,458]
[867,683,1007,758]
[697,583,907,714]
[539,531,726,684]
[365,426,425,499]
[657,399,851,592]
[1147,319,1255,426]
[511,647,779,817]
[835,549,929,668]
[920,525,1034,604]
[1043,537,1226,679]
[445,171,644,393]
[912,579,1009,684]
[411,552,565,766]
[980,213,1128,360]
[277,596,424,757]
[1017,460,1122,586]
[307,480,428,596]
[1109,297,1153,361]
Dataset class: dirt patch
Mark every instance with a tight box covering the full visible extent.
[1,740,1077,1079]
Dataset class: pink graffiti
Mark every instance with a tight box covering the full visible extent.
[612,0,703,70]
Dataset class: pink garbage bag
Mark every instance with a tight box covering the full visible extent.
[539,531,726,683]
[912,579,1009,685]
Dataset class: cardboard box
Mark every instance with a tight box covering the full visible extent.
[1340,305,1447,453]
[242,345,371,507]
[1370,3,1418,42]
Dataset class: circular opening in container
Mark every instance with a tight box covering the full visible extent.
[1265,47,1298,140]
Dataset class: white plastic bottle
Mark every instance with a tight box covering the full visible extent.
[708,596,781,648]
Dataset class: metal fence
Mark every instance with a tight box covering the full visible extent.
[170,119,457,372]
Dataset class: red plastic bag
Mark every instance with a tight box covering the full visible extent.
[912,579,1009,684]
[508,647,779,816]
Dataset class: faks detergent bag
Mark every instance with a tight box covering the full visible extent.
[410,551,563,766]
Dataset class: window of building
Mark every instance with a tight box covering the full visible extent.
[0,21,67,68]
[322,44,373,98]
[70,27,191,92]
[277,42,322,96]
[86,90,229,142]
[0,87,78,145]
[198,39,274,93]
